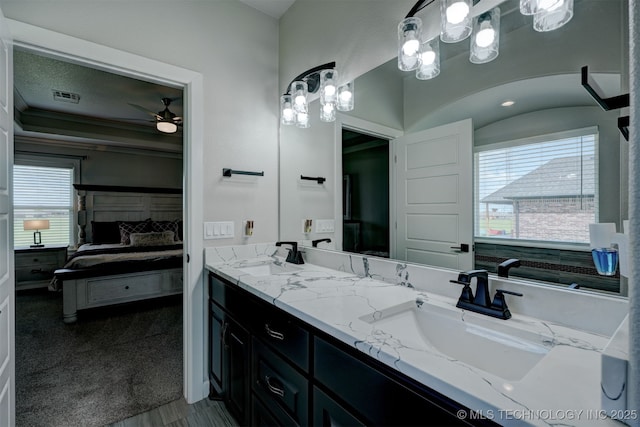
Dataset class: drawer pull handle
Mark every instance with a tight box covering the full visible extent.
[264,324,284,341]
[264,375,285,397]
[30,269,43,274]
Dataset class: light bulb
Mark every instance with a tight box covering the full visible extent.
[282,107,294,121]
[421,50,436,65]
[294,95,306,106]
[475,22,495,48]
[323,84,336,97]
[402,38,420,56]
[339,90,352,103]
[446,1,470,25]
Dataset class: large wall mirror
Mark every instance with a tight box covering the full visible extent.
[279,0,629,294]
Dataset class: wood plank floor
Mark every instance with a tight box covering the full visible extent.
[106,397,238,427]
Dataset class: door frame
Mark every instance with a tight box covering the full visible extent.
[6,20,207,403]
[334,115,402,252]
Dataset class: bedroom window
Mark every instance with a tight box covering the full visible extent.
[13,161,76,249]
[474,127,598,246]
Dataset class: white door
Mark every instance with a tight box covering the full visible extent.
[392,119,473,271]
[0,4,14,425]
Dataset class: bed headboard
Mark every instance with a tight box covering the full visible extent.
[74,184,183,245]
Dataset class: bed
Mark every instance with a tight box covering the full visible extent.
[52,184,184,324]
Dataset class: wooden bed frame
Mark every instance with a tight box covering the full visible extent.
[60,184,183,324]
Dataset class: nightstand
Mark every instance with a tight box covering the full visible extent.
[15,245,68,290]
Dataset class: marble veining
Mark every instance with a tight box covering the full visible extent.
[205,244,630,426]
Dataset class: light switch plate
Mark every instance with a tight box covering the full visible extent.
[315,219,335,233]
[204,221,235,239]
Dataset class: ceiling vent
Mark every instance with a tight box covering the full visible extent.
[52,90,80,104]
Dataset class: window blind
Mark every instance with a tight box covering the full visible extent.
[13,165,74,248]
[474,129,597,245]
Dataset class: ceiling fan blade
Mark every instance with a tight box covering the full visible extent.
[127,102,162,120]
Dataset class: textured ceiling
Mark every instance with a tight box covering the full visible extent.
[14,49,184,152]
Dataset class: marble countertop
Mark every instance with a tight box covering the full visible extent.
[205,246,628,427]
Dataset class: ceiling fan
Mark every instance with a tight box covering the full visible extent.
[128,97,183,134]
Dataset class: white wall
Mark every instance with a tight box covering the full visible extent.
[1,0,280,246]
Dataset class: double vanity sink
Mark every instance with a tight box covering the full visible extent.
[206,243,628,426]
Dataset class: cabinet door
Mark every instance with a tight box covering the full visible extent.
[224,317,250,426]
[209,301,224,396]
[313,386,366,427]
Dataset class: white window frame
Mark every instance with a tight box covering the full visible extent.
[14,153,81,248]
[473,126,599,251]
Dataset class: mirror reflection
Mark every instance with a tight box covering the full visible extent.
[279,0,628,295]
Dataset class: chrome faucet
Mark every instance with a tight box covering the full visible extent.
[450,269,522,319]
[275,241,305,264]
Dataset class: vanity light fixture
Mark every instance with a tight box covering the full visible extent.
[398,0,575,77]
[280,62,355,128]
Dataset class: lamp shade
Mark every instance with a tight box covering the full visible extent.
[398,17,422,71]
[533,0,573,32]
[23,219,50,231]
[416,37,441,80]
[440,0,473,43]
[470,8,500,64]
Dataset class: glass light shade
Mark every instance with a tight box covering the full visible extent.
[157,121,178,133]
[398,17,422,71]
[533,0,573,32]
[336,81,354,111]
[320,69,339,105]
[320,102,336,122]
[291,80,308,113]
[416,37,441,80]
[440,0,472,43]
[470,8,500,64]
[296,111,310,128]
[520,0,562,15]
[280,94,295,125]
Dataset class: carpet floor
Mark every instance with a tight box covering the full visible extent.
[15,289,183,427]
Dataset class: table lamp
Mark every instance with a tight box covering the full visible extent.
[23,219,50,248]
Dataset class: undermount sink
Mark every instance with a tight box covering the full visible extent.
[360,299,552,381]
[237,262,302,277]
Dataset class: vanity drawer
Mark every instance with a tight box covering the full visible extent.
[251,337,308,427]
[250,300,309,372]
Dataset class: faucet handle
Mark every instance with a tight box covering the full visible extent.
[491,289,523,319]
[450,279,474,303]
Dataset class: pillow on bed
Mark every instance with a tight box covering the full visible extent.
[150,220,182,242]
[91,221,121,244]
[118,220,151,245]
[129,231,176,247]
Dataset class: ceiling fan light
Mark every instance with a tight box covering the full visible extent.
[157,120,178,133]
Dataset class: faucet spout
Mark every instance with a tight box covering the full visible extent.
[453,270,490,308]
[497,258,521,278]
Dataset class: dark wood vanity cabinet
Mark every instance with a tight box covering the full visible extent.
[208,272,497,427]
[208,276,251,425]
